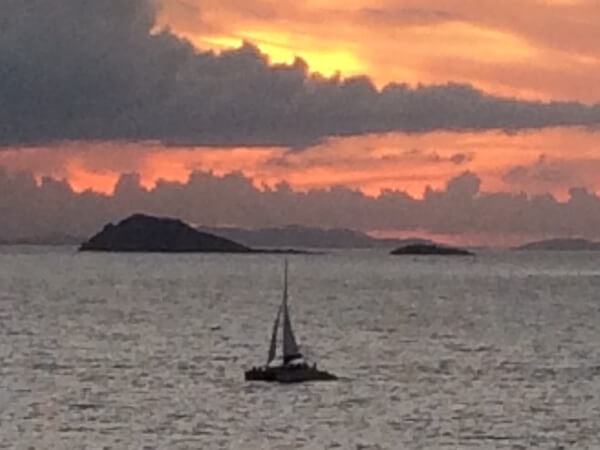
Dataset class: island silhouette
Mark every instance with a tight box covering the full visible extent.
[80,214,252,253]
[79,214,314,254]
[390,243,473,256]
[514,238,600,251]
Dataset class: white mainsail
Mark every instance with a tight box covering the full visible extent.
[281,260,301,363]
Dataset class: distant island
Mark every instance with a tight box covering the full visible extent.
[80,214,252,253]
[198,224,433,249]
[515,238,600,251]
[79,214,320,254]
[391,244,474,256]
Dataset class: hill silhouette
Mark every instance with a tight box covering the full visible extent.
[80,214,251,253]
[515,238,600,251]
[391,244,473,256]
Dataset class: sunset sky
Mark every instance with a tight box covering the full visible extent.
[2,0,600,244]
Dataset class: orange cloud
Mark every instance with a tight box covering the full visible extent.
[139,147,281,189]
[65,158,120,194]
[158,0,600,101]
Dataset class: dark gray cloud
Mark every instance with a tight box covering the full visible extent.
[503,155,600,194]
[449,153,473,165]
[504,155,565,183]
[2,0,600,148]
[396,149,474,165]
[2,168,600,243]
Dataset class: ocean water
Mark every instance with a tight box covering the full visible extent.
[1,247,600,449]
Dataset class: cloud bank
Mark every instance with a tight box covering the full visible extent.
[1,168,600,244]
[3,0,600,148]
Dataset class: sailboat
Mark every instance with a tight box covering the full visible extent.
[244,260,338,383]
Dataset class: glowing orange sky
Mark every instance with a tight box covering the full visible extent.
[158,0,600,101]
[2,128,600,201]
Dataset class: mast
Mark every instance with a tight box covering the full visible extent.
[281,259,301,364]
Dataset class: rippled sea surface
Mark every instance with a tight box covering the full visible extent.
[2,247,600,449]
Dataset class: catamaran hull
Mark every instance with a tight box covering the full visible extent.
[245,367,338,383]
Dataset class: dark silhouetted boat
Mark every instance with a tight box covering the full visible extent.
[244,261,337,383]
